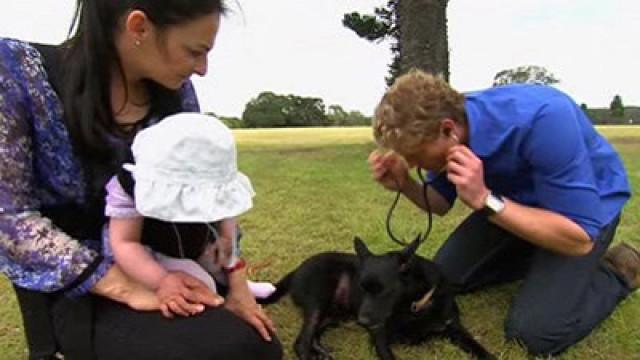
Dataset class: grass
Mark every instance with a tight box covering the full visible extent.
[1,126,639,359]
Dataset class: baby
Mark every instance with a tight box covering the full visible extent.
[104,112,274,316]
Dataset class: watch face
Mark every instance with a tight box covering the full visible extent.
[486,193,505,214]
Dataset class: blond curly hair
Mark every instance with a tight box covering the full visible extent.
[373,69,466,153]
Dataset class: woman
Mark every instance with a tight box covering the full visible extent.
[0,1,281,359]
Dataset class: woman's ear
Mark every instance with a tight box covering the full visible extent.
[124,10,152,44]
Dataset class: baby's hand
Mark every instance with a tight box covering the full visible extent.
[156,272,205,318]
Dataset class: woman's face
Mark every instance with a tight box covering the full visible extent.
[124,12,221,90]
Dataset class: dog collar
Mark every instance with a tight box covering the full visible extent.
[411,286,436,313]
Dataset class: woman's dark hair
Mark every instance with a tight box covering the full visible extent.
[61,0,226,188]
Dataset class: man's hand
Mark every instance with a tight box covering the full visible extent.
[368,150,410,191]
[446,145,489,210]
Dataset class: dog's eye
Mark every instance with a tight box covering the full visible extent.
[361,280,384,295]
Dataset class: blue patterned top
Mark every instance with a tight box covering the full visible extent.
[0,38,200,295]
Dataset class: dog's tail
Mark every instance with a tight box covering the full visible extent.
[257,271,294,305]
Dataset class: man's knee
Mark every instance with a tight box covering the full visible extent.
[504,310,572,356]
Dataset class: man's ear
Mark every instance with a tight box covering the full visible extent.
[439,118,457,138]
[354,236,371,259]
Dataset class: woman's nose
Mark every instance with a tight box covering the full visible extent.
[194,57,208,76]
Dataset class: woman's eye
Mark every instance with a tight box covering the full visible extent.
[189,49,203,58]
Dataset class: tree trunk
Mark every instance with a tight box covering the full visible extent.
[397,0,449,81]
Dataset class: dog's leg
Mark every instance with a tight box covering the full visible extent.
[369,328,395,360]
[445,322,495,360]
[294,309,324,360]
[310,317,337,359]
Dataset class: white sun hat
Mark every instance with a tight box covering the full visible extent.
[123,112,255,223]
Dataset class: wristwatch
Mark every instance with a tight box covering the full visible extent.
[482,191,505,216]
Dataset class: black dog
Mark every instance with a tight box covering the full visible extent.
[260,236,495,359]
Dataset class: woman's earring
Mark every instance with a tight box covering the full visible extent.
[135,39,141,47]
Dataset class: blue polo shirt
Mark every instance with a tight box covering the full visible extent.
[429,84,631,240]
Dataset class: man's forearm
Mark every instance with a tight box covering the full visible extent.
[489,198,593,256]
[401,179,451,216]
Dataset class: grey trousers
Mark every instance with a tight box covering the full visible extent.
[434,212,631,356]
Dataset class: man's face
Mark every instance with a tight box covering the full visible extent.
[398,135,450,173]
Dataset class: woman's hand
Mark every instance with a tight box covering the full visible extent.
[368,150,410,191]
[91,264,159,311]
[446,145,489,210]
[225,270,276,342]
[157,271,225,318]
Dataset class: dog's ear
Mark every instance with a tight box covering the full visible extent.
[398,233,422,272]
[354,236,371,259]
[399,233,422,263]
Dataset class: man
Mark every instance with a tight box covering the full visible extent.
[368,69,639,356]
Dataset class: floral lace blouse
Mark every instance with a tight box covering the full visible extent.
[0,38,199,295]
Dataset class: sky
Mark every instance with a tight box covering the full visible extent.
[1,1,638,117]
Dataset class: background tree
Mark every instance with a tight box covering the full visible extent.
[204,111,244,128]
[242,92,328,128]
[344,110,372,126]
[610,95,625,117]
[219,116,244,129]
[327,105,372,127]
[242,92,289,128]
[493,65,560,86]
[343,0,450,85]
[285,95,329,127]
[327,104,350,126]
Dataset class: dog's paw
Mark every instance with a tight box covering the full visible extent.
[311,340,333,360]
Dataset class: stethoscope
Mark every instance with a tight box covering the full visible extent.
[385,169,433,247]
[385,132,459,247]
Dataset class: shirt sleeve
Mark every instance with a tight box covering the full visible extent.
[0,38,112,295]
[105,176,140,218]
[522,95,603,240]
[427,171,457,206]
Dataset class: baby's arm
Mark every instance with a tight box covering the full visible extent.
[105,175,168,290]
[217,218,240,266]
[109,216,168,290]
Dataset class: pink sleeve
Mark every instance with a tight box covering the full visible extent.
[104,176,140,218]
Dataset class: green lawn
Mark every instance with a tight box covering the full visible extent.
[1,126,639,359]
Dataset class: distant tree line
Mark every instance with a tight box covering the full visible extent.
[493,65,636,125]
[581,98,638,125]
[208,91,372,129]
[208,64,635,128]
